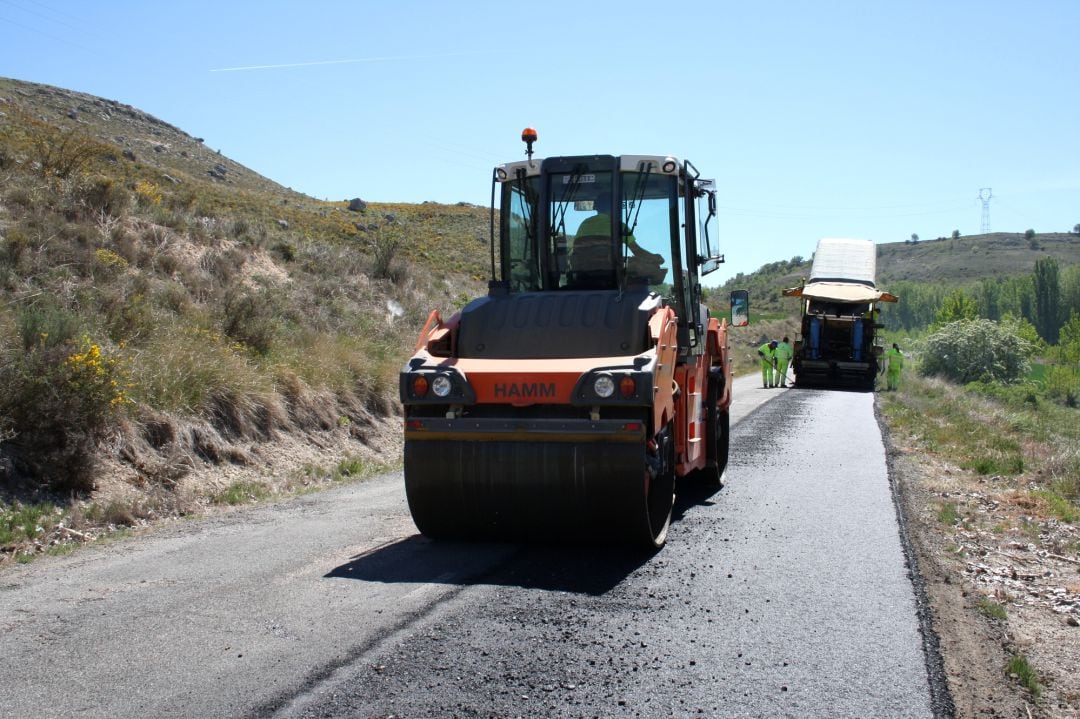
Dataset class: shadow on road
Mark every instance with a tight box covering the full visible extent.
[326,536,654,596]
[326,482,722,596]
[672,481,722,522]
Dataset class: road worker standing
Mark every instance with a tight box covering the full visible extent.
[757,340,778,388]
[774,336,794,388]
[886,343,904,391]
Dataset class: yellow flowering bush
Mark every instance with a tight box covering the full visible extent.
[0,335,129,491]
[93,248,129,277]
[134,179,163,207]
[64,338,129,409]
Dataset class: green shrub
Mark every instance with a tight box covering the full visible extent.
[0,336,128,492]
[1000,313,1043,352]
[222,286,280,355]
[333,457,376,481]
[965,454,1024,476]
[230,217,250,239]
[372,233,402,280]
[7,107,111,180]
[17,300,83,351]
[921,319,1033,384]
[103,291,156,344]
[1,228,31,269]
[79,175,130,217]
[4,186,35,210]
[273,240,296,262]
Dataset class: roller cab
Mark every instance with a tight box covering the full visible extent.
[400,137,738,548]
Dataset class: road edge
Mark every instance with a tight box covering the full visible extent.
[875,398,957,719]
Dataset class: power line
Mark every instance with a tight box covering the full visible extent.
[1,0,86,33]
[0,12,103,57]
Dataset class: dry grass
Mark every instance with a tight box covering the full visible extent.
[879,367,1079,714]
[0,77,483,551]
[882,374,1078,513]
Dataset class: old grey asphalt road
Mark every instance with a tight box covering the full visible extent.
[0,376,942,718]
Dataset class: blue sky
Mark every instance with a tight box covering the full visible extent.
[2,0,1077,284]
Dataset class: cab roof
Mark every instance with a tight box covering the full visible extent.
[495,155,682,181]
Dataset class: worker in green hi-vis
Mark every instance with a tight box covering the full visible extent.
[757,340,778,388]
[774,335,794,388]
[886,342,904,391]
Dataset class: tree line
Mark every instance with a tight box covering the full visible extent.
[881,258,1080,344]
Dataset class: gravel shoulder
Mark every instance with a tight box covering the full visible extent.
[878,396,1080,719]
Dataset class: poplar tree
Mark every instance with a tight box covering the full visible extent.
[1033,257,1060,344]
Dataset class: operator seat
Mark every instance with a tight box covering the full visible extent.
[567,234,615,289]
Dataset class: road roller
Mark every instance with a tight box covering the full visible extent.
[399,130,746,548]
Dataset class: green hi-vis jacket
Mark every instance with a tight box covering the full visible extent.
[886,347,904,371]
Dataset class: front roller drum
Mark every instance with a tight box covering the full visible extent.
[404,438,674,548]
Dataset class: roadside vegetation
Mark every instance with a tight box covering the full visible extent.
[0,78,485,563]
[875,260,1079,713]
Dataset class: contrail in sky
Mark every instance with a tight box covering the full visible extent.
[210,51,487,72]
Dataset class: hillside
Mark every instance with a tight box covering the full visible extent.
[877,232,1080,285]
[713,232,1080,315]
[0,77,492,279]
[0,76,490,529]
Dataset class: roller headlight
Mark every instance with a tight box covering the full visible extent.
[431,374,452,398]
[593,375,615,398]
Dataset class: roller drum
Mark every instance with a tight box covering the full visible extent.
[404,439,671,547]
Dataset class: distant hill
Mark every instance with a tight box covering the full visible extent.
[876,233,1080,285]
[713,232,1080,316]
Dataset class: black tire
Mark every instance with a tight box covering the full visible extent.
[640,423,675,549]
[688,369,728,488]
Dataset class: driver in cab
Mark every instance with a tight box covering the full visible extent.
[575,194,665,279]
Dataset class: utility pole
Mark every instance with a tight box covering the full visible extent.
[978,187,993,234]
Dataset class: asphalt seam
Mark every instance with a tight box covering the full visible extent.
[248,545,527,719]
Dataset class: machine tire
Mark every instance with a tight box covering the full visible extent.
[687,368,728,488]
[641,424,676,549]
